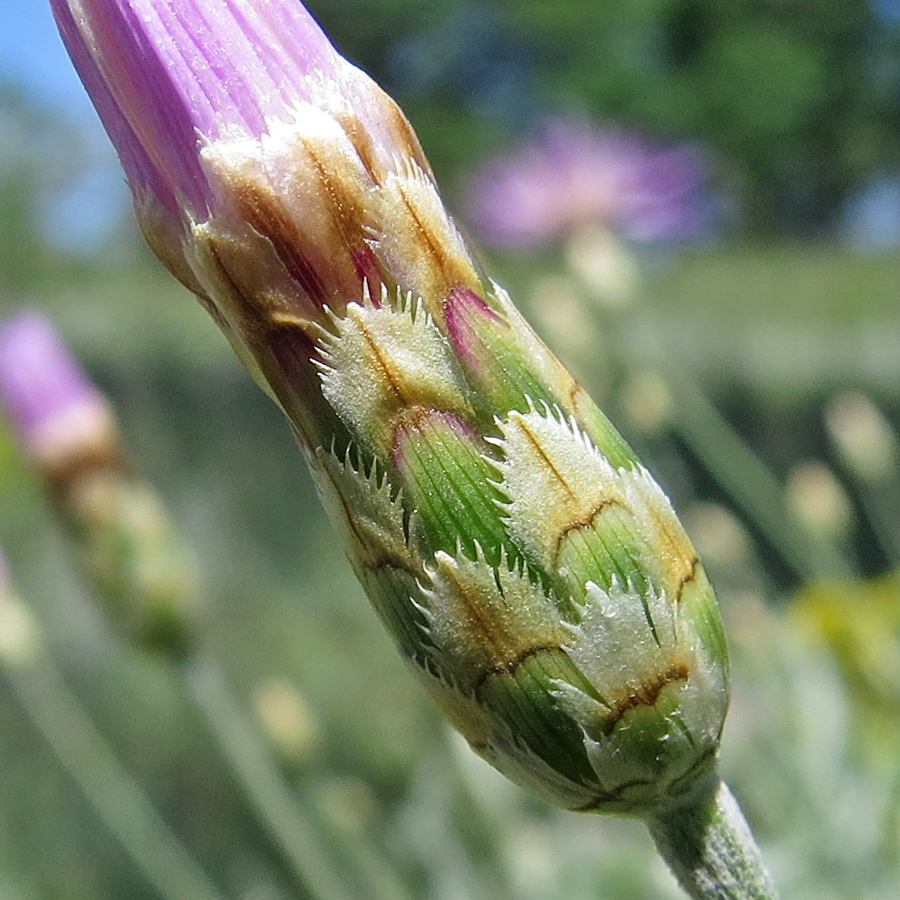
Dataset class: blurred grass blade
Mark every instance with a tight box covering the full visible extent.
[824,392,900,566]
[0,571,226,900]
[660,366,849,584]
[186,654,416,900]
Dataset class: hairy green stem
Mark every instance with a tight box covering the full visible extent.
[647,774,778,900]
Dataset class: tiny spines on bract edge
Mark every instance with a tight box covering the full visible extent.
[312,286,476,459]
[416,542,571,692]
[305,443,435,661]
[491,401,629,573]
[374,159,485,309]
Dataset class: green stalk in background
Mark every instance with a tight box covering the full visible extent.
[0,545,226,900]
[49,0,776,895]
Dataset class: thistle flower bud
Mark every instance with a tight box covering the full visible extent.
[0,311,120,483]
[0,311,196,652]
[53,0,730,816]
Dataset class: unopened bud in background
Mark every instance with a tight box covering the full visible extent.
[0,311,196,653]
[825,392,898,483]
[0,311,120,484]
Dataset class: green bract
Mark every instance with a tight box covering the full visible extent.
[310,289,729,814]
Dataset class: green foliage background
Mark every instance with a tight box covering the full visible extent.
[314,0,900,233]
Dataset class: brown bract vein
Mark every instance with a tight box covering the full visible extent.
[228,178,329,305]
[336,93,429,183]
[674,555,701,604]
[599,661,691,737]
[516,415,579,501]
[552,498,630,566]
[471,644,561,693]
[439,560,517,663]
[331,487,419,576]
[300,137,370,264]
[353,314,409,407]
[396,181,449,274]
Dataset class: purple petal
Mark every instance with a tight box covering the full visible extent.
[0,312,106,455]
[51,0,342,215]
[464,116,711,248]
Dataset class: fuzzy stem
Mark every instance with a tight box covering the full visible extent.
[647,774,779,900]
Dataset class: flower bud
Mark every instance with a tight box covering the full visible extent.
[0,311,196,653]
[53,0,730,815]
[0,311,120,484]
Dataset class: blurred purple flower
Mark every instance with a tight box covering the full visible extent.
[0,312,117,471]
[464,117,712,248]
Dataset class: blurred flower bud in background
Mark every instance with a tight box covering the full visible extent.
[464,116,714,250]
[0,310,196,652]
[0,310,120,485]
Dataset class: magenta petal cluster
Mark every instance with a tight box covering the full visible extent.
[464,116,712,248]
[51,0,485,438]
[0,312,114,465]
[51,0,343,216]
